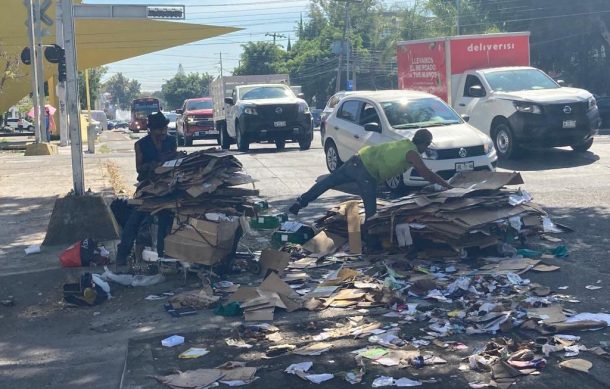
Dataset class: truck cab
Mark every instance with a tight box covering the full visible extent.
[220,83,313,152]
[453,66,600,158]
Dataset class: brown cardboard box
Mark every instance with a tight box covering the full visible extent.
[164,216,240,265]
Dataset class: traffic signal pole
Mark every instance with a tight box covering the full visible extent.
[62,0,85,195]
[55,1,68,146]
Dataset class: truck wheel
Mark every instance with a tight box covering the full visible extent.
[386,174,407,193]
[571,138,593,152]
[492,122,519,159]
[298,134,312,151]
[219,123,231,150]
[324,140,343,172]
[236,122,250,152]
[275,138,286,150]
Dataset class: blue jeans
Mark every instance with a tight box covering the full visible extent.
[116,210,174,263]
[298,155,378,220]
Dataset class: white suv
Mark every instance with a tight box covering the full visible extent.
[322,90,498,190]
[4,118,34,132]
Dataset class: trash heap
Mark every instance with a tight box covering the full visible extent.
[131,149,259,214]
[317,171,550,252]
[130,150,260,266]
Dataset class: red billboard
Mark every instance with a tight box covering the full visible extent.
[397,40,448,101]
[449,34,530,74]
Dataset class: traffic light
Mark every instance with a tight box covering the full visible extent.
[58,55,67,82]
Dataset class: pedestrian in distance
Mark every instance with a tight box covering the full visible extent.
[115,111,179,266]
[288,129,453,221]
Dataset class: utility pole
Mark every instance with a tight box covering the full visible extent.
[62,0,84,195]
[456,0,461,35]
[34,0,47,142]
[56,0,68,146]
[335,2,349,93]
[25,0,42,143]
[219,52,224,77]
[265,32,286,46]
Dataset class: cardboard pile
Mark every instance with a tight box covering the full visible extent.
[131,150,259,214]
[317,171,547,251]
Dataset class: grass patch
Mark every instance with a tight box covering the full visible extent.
[104,160,131,196]
[98,144,111,153]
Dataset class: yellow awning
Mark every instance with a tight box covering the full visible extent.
[0,1,239,111]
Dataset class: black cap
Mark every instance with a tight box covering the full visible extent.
[147,111,169,130]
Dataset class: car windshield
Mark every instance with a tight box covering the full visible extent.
[165,113,179,121]
[484,69,560,92]
[241,86,293,100]
[381,98,462,129]
[186,100,213,110]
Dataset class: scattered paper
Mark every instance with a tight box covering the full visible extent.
[293,342,333,356]
[285,361,313,374]
[303,373,334,384]
[179,347,210,359]
[559,358,592,373]
[24,245,41,255]
[161,335,184,347]
[585,285,602,290]
[226,339,253,349]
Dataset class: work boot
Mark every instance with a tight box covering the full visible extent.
[288,201,302,216]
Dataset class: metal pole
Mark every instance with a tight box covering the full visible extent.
[34,0,47,142]
[56,0,68,146]
[62,0,85,195]
[26,0,41,143]
[456,0,460,35]
[346,5,351,91]
[219,52,223,77]
[335,2,348,93]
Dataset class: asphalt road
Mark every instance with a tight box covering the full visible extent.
[1,130,609,388]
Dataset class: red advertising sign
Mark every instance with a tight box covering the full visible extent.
[449,34,530,74]
[397,40,448,101]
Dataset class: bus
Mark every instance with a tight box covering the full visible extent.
[130,97,161,133]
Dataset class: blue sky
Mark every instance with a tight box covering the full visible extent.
[87,0,408,91]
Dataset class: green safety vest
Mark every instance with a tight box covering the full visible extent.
[358,139,417,182]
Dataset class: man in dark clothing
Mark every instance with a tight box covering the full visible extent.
[115,112,178,265]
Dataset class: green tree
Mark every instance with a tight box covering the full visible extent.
[103,73,142,110]
[161,72,214,110]
[0,44,23,95]
[233,42,287,75]
[78,66,107,110]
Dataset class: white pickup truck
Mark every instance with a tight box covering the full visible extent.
[398,32,601,158]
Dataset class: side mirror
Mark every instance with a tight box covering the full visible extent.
[297,93,305,99]
[364,122,381,133]
[175,109,183,114]
[469,85,486,98]
[224,97,234,105]
[461,114,470,122]
[556,79,566,86]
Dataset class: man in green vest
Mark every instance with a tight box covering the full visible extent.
[289,129,452,220]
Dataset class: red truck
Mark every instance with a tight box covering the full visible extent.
[175,97,217,146]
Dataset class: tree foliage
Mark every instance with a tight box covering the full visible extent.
[102,73,142,110]
[0,44,23,95]
[160,72,214,110]
[78,67,107,110]
[233,0,610,106]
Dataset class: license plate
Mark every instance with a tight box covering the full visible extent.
[562,120,576,128]
[274,121,286,127]
[196,130,218,136]
[455,161,475,172]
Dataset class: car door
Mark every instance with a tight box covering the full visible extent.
[226,89,238,137]
[332,99,363,159]
[176,101,187,136]
[454,74,490,134]
[357,101,386,147]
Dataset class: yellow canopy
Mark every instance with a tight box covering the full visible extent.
[0,0,239,111]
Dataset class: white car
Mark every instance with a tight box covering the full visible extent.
[322,90,498,190]
[4,118,34,132]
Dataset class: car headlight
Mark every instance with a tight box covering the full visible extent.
[513,101,542,114]
[483,139,495,154]
[244,107,258,115]
[588,97,597,111]
[422,148,438,160]
[298,102,310,114]
[187,116,196,123]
